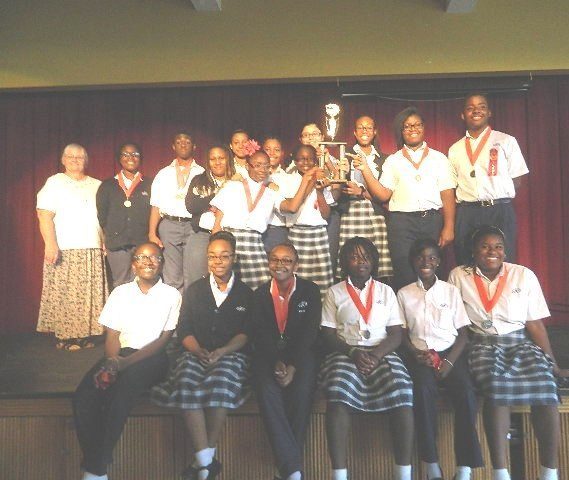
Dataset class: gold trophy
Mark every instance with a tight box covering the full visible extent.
[318,103,348,183]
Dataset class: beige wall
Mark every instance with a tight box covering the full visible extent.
[1,0,568,90]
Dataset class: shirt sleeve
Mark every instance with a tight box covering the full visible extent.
[164,290,182,331]
[437,155,457,191]
[505,136,529,179]
[209,182,232,211]
[323,187,335,205]
[98,288,122,331]
[525,268,550,321]
[149,171,163,208]
[378,155,396,191]
[384,286,404,327]
[396,290,409,329]
[321,288,338,328]
[36,176,57,212]
[449,284,471,329]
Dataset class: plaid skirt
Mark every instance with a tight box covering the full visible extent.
[337,200,393,278]
[288,225,333,298]
[319,351,413,412]
[226,228,270,290]
[37,248,108,340]
[151,351,250,410]
[469,330,559,406]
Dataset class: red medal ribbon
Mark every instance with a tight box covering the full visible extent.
[401,145,429,170]
[117,171,142,200]
[465,127,492,168]
[345,279,375,325]
[242,179,267,212]
[473,268,509,313]
[270,278,294,335]
[175,161,191,189]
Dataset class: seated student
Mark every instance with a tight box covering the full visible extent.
[210,149,315,290]
[250,243,321,480]
[320,237,414,480]
[398,238,483,480]
[448,225,569,480]
[262,136,291,253]
[286,144,336,298]
[151,232,253,480]
[73,242,181,480]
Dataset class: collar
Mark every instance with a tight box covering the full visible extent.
[170,159,198,169]
[270,275,297,300]
[134,277,162,295]
[474,263,506,282]
[466,126,490,140]
[209,272,235,294]
[347,275,372,293]
[404,141,427,154]
[354,143,379,158]
[415,275,438,291]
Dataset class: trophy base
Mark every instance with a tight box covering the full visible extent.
[318,141,348,147]
[329,179,348,184]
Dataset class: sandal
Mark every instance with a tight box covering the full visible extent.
[56,340,81,352]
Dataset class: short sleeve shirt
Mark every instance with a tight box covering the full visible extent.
[397,277,471,351]
[447,262,550,335]
[99,278,181,349]
[321,278,403,346]
[36,173,102,249]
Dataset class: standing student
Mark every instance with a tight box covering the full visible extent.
[262,136,291,253]
[148,133,205,292]
[210,150,314,290]
[250,243,321,480]
[229,129,250,179]
[73,242,181,480]
[448,93,528,265]
[286,144,336,298]
[320,237,414,480]
[338,115,392,281]
[151,232,252,480]
[96,143,151,288]
[398,238,483,480]
[355,107,456,291]
[36,143,107,351]
[448,225,568,480]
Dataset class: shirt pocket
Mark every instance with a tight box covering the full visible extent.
[430,303,457,333]
[505,287,528,322]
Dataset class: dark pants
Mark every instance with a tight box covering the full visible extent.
[253,354,319,478]
[454,201,517,266]
[262,225,289,254]
[403,349,483,468]
[386,210,443,291]
[73,350,169,475]
[106,246,136,289]
[327,208,341,278]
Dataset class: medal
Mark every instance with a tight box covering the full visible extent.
[401,145,429,181]
[470,170,476,178]
[465,127,492,176]
[276,335,288,351]
[361,330,371,339]
[481,320,493,329]
[117,171,142,209]
[345,279,375,335]
[176,192,185,200]
[124,200,132,208]
[415,174,421,181]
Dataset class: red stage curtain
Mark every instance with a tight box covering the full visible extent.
[1,76,568,333]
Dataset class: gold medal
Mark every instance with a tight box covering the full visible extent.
[124,200,132,208]
[415,174,421,181]
[470,170,476,178]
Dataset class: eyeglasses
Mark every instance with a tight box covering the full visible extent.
[120,152,141,159]
[248,163,270,170]
[133,254,163,264]
[207,254,234,263]
[63,154,86,160]
[356,125,374,132]
[269,257,295,266]
[301,132,322,138]
[402,122,424,132]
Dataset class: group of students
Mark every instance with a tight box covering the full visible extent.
[34,92,566,480]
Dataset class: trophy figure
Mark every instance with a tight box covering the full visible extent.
[318,103,348,183]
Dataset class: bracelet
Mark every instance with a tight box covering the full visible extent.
[443,357,454,368]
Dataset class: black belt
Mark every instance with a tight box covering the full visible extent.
[162,214,191,222]
[459,198,511,207]
[394,209,440,218]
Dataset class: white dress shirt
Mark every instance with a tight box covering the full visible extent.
[448,128,528,202]
[321,278,403,346]
[150,159,204,217]
[398,277,471,351]
[380,143,455,212]
[285,172,334,227]
[99,278,181,349]
[209,272,235,307]
[447,262,550,335]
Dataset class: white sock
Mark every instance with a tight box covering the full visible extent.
[394,464,412,480]
[195,447,214,467]
[455,466,472,480]
[540,465,558,480]
[423,461,442,479]
[332,468,348,480]
[82,473,108,480]
[287,472,302,480]
[207,446,216,458]
[492,469,511,480]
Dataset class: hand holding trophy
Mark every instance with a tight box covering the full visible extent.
[318,103,348,183]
